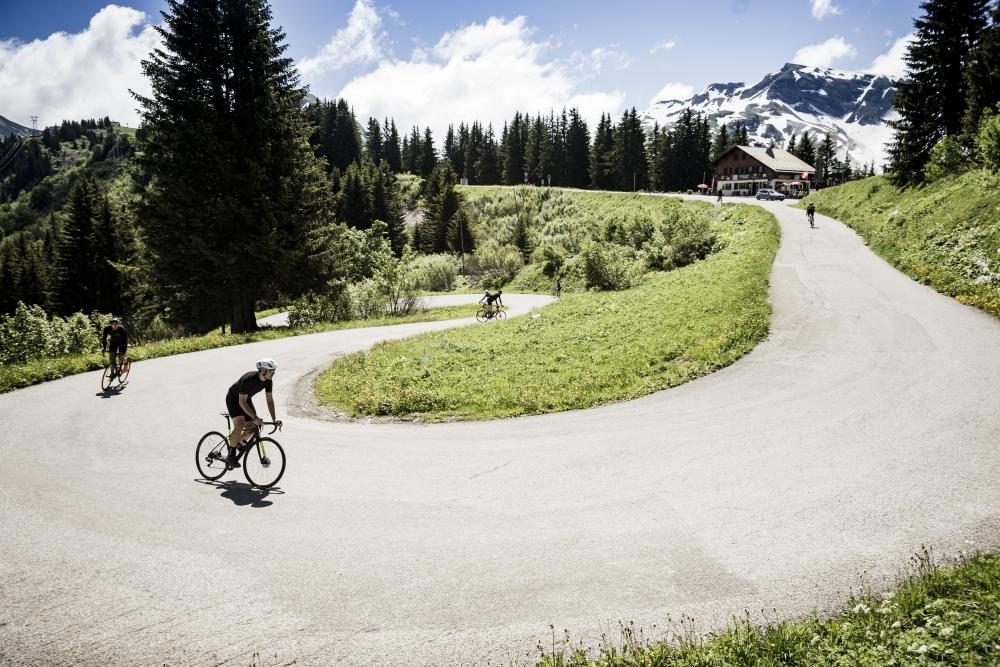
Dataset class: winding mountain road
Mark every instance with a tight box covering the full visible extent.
[2,200,999,666]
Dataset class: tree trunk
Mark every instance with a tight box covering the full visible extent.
[230,294,257,333]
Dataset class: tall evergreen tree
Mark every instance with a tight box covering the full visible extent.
[964,3,1000,138]
[590,113,615,189]
[502,113,526,185]
[887,0,989,184]
[382,118,402,172]
[421,127,437,177]
[613,108,647,191]
[364,117,383,165]
[564,108,591,188]
[133,0,338,332]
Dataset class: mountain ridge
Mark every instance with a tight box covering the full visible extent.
[643,62,897,168]
[0,114,38,139]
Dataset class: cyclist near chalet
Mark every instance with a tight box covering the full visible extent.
[481,289,503,314]
[101,317,129,376]
[225,358,283,468]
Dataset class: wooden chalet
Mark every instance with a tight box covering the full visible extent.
[714,145,815,198]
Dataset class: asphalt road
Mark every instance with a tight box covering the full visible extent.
[2,201,1000,667]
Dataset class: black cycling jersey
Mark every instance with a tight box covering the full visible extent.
[101,325,128,351]
[228,371,273,399]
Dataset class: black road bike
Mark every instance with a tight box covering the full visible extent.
[475,304,506,323]
[196,414,286,489]
[101,355,131,390]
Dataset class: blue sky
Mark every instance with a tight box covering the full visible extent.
[1,0,922,137]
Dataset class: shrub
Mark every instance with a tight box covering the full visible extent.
[287,283,352,327]
[410,253,459,292]
[0,302,107,365]
[924,135,970,182]
[579,241,644,291]
[474,240,524,284]
[350,279,387,319]
[974,107,1000,170]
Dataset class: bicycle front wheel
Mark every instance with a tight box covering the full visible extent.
[101,365,114,390]
[243,437,286,489]
[195,431,230,481]
[475,306,488,323]
[494,309,506,321]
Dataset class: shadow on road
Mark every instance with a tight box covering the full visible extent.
[96,383,128,399]
[194,478,283,507]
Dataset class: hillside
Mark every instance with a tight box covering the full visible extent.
[0,113,37,139]
[806,172,1000,317]
[643,63,896,168]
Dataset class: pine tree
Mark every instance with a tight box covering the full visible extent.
[816,134,837,187]
[613,108,647,191]
[564,108,591,188]
[502,113,526,185]
[590,113,615,189]
[421,127,437,177]
[382,118,402,172]
[964,3,1000,137]
[711,124,730,163]
[133,0,337,332]
[887,0,989,185]
[364,117,383,165]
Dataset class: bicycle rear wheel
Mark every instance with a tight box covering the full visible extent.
[118,357,131,383]
[101,365,115,390]
[243,437,286,489]
[195,431,230,481]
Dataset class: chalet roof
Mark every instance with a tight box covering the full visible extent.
[719,145,816,173]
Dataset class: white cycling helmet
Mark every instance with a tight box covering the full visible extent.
[256,358,277,371]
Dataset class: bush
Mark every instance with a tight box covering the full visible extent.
[579,241,644,291]
[0,302,107,365]
[924,135,970,182]
[287,284,352,327]
[474,240,523,284]
[350,279,386,319]
[410,253,459,292]
[975,107,1000,170]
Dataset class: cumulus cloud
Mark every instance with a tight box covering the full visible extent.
[792,36,856,67]
[650,40,676,54]
[811,0,841,19]
[297,0,385,77]
[649,82,694,105]
[334,15,624,139]
[0,6,159,128]
[868,34,914,79]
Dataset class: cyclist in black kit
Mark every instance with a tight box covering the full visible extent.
[224,358,282,467]
[101,317,128,376]
[481,289,503,315]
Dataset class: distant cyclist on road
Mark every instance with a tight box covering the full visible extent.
[225,359,282,468]
[481,289,503,315]
[101,317,128,376]
[806,202,816,228]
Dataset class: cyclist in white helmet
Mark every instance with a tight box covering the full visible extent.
[224,358,282,467]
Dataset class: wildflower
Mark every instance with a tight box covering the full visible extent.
[852,603,871,614]
[891,621,902,629]
[939,627,954,637]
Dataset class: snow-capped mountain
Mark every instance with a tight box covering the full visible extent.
[642,63,897,169]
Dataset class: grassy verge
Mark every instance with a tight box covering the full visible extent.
[0,304,477,394]
[806,171,1000,317]
[535,549,1000,666]
[315,204,779,421]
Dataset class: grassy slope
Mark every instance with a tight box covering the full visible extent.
[314,204,779,421]
[0,304,477,394]
[806,171,1000,317]
[536,550,1000,666]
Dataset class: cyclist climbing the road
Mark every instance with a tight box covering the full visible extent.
[101,317,128,376]
[225,358,282,468]
[480,289,503,315]
[806,202,816,228]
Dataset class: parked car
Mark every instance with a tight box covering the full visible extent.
[755,188,785,201]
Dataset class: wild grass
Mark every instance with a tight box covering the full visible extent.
[0,304,477,394]
[534,548,1000,666]
[314,204,778,421]
[806,171,1000,317]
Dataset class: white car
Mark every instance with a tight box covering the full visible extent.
[755,188,785,201]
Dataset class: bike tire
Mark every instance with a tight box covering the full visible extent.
[101,365,114,390]
[243,437,286,489]
[495,310,506,321]
[118,357,131,383]
[475,306,488,323]
[195,431,230,481]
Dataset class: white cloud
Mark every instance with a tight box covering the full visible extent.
[298,0,384,77]
[650,40,676,54]
[333,16,624,140]
[792,36,856,67]
[868,34,914,79]
[0,6,159,128]
[649,82,694,105]
[811,0,841,19]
